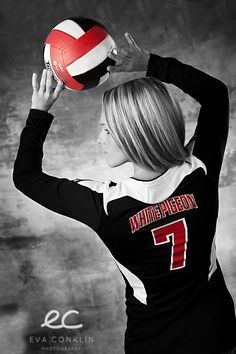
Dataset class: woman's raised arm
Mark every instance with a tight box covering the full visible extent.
[109,33,229,183]
[146,54,229,182]
[12,70,105,231]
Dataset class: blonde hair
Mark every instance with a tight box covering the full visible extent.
[102,77,189,171]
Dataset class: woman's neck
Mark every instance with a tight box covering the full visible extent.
[132,164,167,181]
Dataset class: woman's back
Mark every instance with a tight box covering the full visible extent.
[75,153,235,353]
[13,35,236,353]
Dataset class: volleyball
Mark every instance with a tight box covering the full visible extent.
[43,17,116,91]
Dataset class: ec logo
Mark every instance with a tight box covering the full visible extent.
[40,310,83,329]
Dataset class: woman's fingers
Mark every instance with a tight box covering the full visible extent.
[125,32,140,51]
[39,69,47,93]
[114,48,129,58]
[32,73,39,91]
[107,47,130,72]
[45,70,53,94]
[107,64,123,73]
[34,69,63,97]
[108,48,131,68]
[53,80,64,98]
[108,50,124,65]
[107,32,145,75]
[31,69,64,112]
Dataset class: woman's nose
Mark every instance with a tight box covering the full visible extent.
[97,130,104,146]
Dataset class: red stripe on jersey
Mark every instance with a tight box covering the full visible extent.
[50,46,84,90]
[45,29,76,49]
[63,26,108,66]
[152,219,188,270]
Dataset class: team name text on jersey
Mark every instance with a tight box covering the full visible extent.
[129,193,198,233]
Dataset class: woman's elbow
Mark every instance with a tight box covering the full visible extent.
[12,171,21,190]
[216,80,229,102]
[12,168,25,191]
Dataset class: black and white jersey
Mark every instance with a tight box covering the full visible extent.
[13,54,236,353]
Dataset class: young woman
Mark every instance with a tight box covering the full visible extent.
[13,33,236,353]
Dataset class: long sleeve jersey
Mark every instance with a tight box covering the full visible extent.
[13,54,236,354]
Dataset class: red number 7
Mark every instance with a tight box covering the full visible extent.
[151,218,188,270]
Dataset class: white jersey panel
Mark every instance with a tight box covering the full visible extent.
[113,257,147,305]
[103,155,207,215]
[208,236,217,280]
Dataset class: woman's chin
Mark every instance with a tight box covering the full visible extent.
[106,158,123,168]
[107,161,120,168]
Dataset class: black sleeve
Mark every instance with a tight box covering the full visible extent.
[12,109,105,231]
[146,53,230,182]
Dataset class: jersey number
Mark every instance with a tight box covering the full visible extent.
[151,218,188,270]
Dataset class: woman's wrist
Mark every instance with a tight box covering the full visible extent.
[139,51,150,71]
[30,107,50,113]
[30,104,50,112]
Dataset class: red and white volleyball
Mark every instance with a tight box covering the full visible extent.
[44,17,116,91]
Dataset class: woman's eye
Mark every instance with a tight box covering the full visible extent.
[104,128,110,134]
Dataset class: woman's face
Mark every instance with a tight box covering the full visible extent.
[98,112,128,168]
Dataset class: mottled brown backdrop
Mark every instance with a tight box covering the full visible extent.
[0,0,236,353]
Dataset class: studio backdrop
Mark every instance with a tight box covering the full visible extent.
[0,1,235,353]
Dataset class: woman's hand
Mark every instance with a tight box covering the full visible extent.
[31,69,64,112]
[107,32,150,73]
